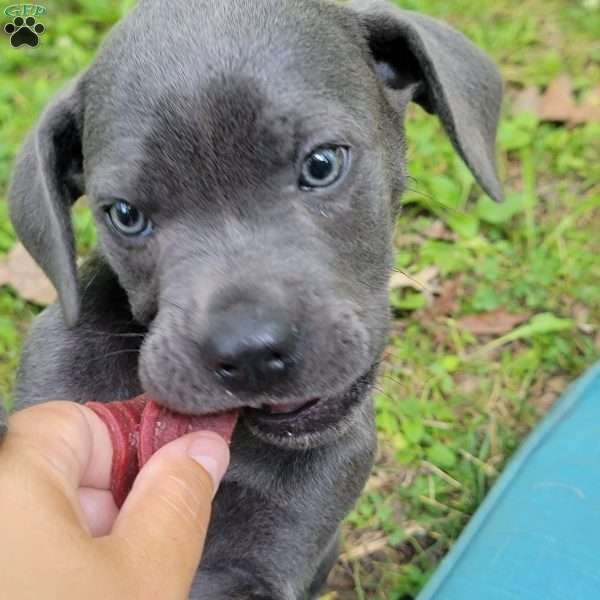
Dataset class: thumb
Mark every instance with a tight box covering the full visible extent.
[108,431,229,596]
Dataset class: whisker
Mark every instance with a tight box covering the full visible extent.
[87,349,141,363]
[80,270,101,300]
[390,267,432,291]
[372,384,397,404]
[380,373,405,387]
[163,299,187,313]
[405,179,471,216]
[76,327,146,339]
[405,185,435,203]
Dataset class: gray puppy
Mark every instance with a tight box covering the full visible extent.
[6,0,503,597]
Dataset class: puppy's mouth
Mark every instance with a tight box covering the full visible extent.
[256,398,319,416]
[243,397,321,435]
[242,366,377,441]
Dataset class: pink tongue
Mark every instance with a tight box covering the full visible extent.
[86,395,238,507]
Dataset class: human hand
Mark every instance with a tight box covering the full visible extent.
[0,401,230,599]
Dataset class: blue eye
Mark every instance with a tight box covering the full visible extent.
[300,146,349,189]
[106,201,152,237]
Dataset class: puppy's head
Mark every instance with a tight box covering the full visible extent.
[9,0,503,448]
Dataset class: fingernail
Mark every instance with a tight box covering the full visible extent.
[187,432,230,495]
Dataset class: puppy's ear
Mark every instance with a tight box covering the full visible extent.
[349,0,504,202]
[9,80,84,326]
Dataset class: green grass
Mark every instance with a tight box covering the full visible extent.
[1,1,599,598]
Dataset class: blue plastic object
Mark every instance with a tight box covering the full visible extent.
[418,362,600,600]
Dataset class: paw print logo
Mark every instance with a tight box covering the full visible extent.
[4,16,45,48]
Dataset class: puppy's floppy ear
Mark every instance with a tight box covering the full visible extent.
[349,0,504,202]
[9,80,84,326]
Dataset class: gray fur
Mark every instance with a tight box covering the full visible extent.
[8,1,503,597]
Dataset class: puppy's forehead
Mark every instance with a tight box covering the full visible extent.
[83,0,373,129]
[83,0,377,198]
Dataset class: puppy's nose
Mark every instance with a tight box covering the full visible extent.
[202,303,297,393]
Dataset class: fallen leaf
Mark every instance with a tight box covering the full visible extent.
[539,74,575,122]
[431,278,461,316]
[535,75,600,125]
[457,309,531,336]
[464,313,573,360]
[0,243,56,306]
[390,266,439,291]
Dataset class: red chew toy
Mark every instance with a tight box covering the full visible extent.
[86,396,238,507]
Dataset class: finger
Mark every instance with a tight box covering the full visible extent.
[109,431,229,594]
[78,487,119,537]
[5,402,113,493]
